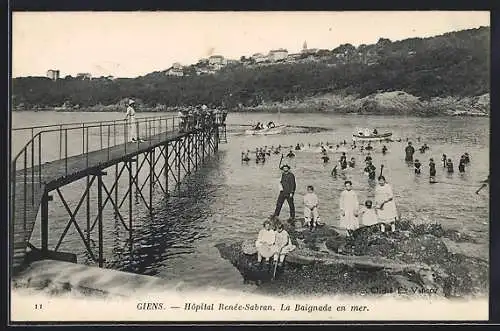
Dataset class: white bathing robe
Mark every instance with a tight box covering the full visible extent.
[126,105,137,140]
[255,229,276,258]
[360,207,379,226]
[339,190,359,230]
[374,183,398,221]
[273,230,296,256]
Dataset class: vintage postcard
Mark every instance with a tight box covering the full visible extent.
[10,11,490,323]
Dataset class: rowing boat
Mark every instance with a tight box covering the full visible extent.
[245,125,286,135]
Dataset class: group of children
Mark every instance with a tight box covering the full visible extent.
[301,184,382,232]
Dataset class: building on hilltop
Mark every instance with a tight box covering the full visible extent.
[251,53,267,63]
[47,69,60,81]
[208,55,226,65]
[268,49,288,62]
[76,73,92,80]
[172,62,183,70]
[165,66,184,77]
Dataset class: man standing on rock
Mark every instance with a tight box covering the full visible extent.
[405,141,415,162]
[273,164,296,222]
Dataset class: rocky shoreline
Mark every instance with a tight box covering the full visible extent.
[241,91,490,117]
[13,91,489,117]
[216,218,488,298]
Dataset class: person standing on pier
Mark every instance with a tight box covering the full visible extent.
[273,164,296,221]
[339,180,360,232]
[125,99,138,142]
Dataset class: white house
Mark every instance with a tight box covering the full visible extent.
[251,53,267,63]
[46,69,60,81]
[208,55,226,66]
[166,67,184,77]
[268,49,288,62]
[76,72,92,80]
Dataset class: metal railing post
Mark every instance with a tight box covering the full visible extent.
[65,129,68,176]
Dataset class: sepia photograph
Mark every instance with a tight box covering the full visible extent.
[10,11,490,322]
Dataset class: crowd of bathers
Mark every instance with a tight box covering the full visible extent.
[178,105,228,133]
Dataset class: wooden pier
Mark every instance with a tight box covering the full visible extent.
[11,115,227,275]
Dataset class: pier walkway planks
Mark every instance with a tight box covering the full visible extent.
[12,130,189,271]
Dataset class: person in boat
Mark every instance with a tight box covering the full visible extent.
[286,150,295,158]
[405,142,415,162]
[364,160,376,180]
[442,154,447,168]
[339,180,360,233]
[382,145,388,155]
[241,152,250,163]
[373,128,378,135]
[458,155,466,173]
[375,176,398,223]
[273,222,296,266]
[272,164,296,221]
[254,122,263,130]
[255,220,276,264]
[446,158,454,173]
[348,157,356,168]
[429,158,437,183]
[267,121,276,129]
[359,200,379,228]
[419,145,426,154]
[464,152,470,164]
[303,185,322,230]
[414,159,422,174]
[295,143,301,151]
[364,153,372,163]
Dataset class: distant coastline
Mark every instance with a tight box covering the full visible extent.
[13,91,489,118]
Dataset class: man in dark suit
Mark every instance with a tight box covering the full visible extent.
[273,164,296,221]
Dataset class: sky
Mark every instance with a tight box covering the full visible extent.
[12,11,490,78]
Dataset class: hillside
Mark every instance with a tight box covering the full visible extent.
[12,26,490,116]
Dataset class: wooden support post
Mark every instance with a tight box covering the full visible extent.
[114,163,119,219]
[40,192,53,255]
[97,173,104,267]
[128,159,133,243]
[187,134,191,174]
[195,132,199,171]
[135,154,139,202]
[165,143,169,196]
[86,175,91,242]
[149,150,154,213]
[177,140,181,190]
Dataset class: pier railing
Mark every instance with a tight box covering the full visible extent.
[10,115,181,253]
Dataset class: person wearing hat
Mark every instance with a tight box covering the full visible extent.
[272,164,296,221]
[125,99,138,142]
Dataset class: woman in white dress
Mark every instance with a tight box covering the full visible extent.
[339,180,359,231]
[273,223,296,266]
[255,220,276,263]
[374,176,398,222]
[125,99,137,141]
